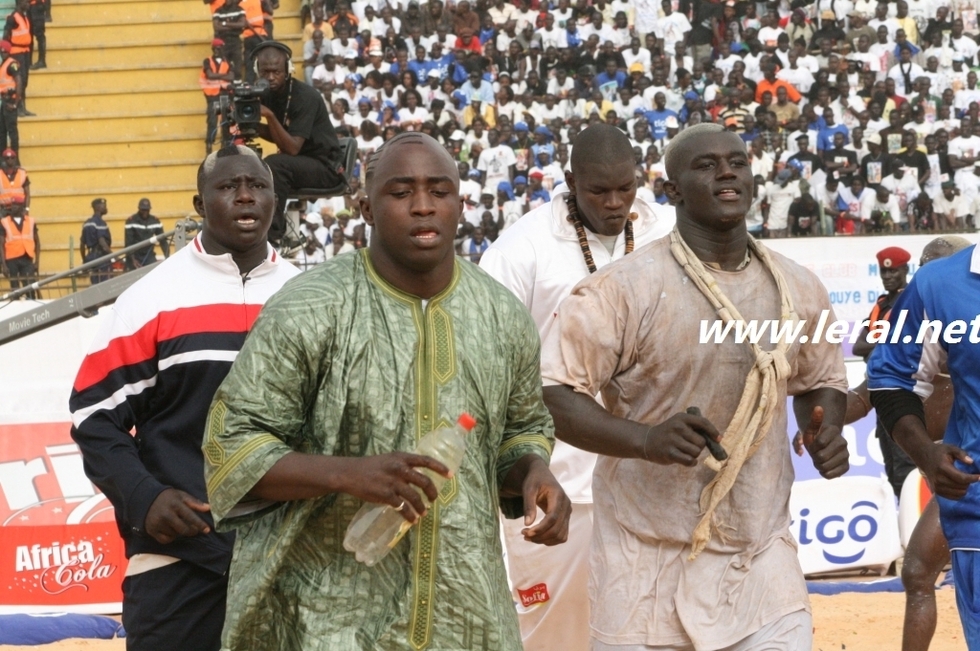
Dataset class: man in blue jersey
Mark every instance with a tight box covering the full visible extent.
[868,243,980,647]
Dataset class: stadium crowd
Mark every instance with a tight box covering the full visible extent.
[198,0,980,271]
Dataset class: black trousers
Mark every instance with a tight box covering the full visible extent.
[29,5,44,64]
[121,560,227,651]
[6,254,35,298]
[205,95,219,151]
[12,52,29,104]
[0,103,19,152]
[84,252,112,284]
[266,152,341,244]
[219,36,243,79]
[243,35,264,83]
[877,420,917,498]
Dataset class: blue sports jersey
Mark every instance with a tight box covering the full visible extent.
[867,245,980,550]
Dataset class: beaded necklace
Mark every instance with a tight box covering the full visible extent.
[565,193,635,274]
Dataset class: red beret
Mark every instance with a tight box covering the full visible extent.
[876,246,910,268]
[0,41,11,53]
[212,38,225,48]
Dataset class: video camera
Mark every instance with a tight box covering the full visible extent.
[218,79,270,154]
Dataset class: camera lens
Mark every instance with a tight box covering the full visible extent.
[240,104,257,120]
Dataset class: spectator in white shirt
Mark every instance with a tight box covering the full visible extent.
[657,0,691,57]
[868,2,899,40]
[536,14,568,50]
[777,52,817,94]
[580,11,615,45]
[953,70,980,114]
[312,54,346,90]
[870,185,905,231]
[293,236,326,271]
[935,181,972,229]
[764,169,801,238]
[324,227,356,259]
[547,68,576,98]
[888,45,925,98]
[513,0,538,31]
[950,18,979,65]
[756,12,785,52]
[622,37,651,73]
[458,160,484,205]
[477,129,517,191]
[880,160,922,214]
[300,212,331,249]
[488,0,517,27]
[609,12,632,48]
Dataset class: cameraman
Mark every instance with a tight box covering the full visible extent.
[253,41,343,244]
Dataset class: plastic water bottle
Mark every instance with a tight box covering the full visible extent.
[343,413,476,566]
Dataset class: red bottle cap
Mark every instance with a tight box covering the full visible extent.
[457,413,477,432]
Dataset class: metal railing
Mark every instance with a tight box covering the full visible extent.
[1,219,198,303]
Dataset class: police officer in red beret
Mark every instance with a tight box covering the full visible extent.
[855,245,913,497]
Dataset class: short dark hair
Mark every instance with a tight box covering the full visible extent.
[196,145,271,194]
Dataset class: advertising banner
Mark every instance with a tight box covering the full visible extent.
[790,477,903,576]
[0,421,125,613]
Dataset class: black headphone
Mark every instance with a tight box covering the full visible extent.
[252,40,295,76]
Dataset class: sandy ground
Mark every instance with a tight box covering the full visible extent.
[0,588,967,650]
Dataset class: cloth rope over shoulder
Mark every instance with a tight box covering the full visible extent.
[566,193,636,274]
[668,228,797,560]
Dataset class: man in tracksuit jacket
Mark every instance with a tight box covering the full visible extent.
[69,145,299,651]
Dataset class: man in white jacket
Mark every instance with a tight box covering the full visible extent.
[480,123,675,651]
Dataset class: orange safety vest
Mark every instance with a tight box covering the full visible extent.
[0,167,26,204]
[9,12,30,54]
[0,57,17,95]
[1,214,35,260]
[199,57,230,96]
[867,294,894,336]
[241,0,266,37]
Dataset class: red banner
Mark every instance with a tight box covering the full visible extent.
[0,423,125,612]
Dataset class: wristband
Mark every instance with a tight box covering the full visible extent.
[869,388,925,437]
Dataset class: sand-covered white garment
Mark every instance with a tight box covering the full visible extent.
[541,236,847,650]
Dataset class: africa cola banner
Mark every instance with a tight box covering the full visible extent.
[1,300,125,613]
[0,422,125,613]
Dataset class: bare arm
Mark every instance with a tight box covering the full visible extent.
[542,384,721,466]
[205,63,235,82]
[893,411,979,499]
[851,324,874,359]
[949,153,973,170]
[258,105,306,156]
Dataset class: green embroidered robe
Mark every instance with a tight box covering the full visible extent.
[203,250,554,651]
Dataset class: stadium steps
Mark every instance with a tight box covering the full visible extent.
[12,0,302,275]
[30,87,204,115]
